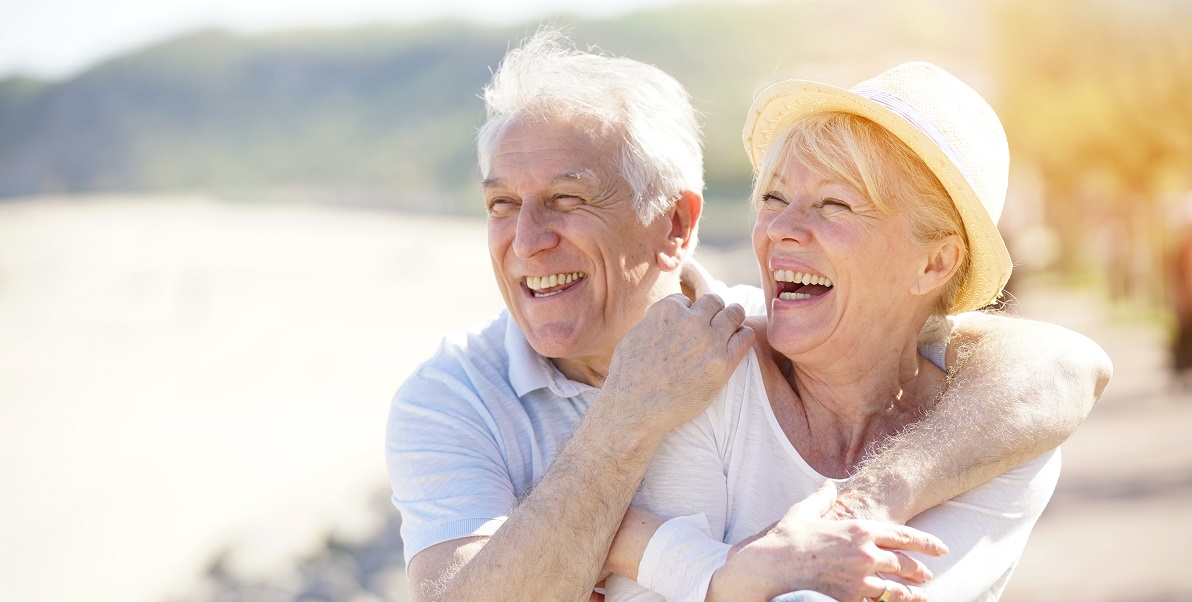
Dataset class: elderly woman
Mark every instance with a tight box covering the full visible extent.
[602,63,1060,602]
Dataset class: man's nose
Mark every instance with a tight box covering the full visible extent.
[512,202,561,258]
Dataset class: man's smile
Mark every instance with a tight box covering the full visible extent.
[525,272,587,297]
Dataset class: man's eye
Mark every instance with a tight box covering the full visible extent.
[487,199,518,216]
[553,195,583,209]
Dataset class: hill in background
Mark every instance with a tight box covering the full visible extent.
[0,0,985,223]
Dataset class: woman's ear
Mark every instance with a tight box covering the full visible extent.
[911,235,964,296]
[656,190,703,272]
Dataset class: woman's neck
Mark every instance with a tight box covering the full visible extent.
[760,320,946,478]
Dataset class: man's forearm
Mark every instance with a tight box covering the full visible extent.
[432,392,664,602]
[837,312,1111,523]
[416,295,752,601]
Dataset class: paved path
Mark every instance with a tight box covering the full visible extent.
[999,284,1192,601]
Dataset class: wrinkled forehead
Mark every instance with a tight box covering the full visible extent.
[484,114,624,183]
[497,112,620,149]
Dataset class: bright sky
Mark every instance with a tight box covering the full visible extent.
[0,0,762,80]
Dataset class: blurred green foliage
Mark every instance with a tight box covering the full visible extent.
[992,0,1192,304]
[1,0,1189,289]
[0,0,987,221]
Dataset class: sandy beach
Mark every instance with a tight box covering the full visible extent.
[1,196,1187,601]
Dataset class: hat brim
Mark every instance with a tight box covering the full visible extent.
[743,80,1012,314]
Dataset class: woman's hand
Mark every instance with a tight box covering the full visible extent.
[709,481,948,602]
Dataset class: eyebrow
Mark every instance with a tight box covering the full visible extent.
[771,171,844,191]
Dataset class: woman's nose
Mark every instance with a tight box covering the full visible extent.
[767,203,813,244]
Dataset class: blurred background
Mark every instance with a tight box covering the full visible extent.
[1,0,1190,600]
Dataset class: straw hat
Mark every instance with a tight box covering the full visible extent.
[742,62,1012,314]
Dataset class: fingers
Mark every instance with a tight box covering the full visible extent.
[872,550,933,584]
[862,576,928,602]
[790,480,838,519]
[689,292,725,316]
[872,524,948,556]
[664,294,746,336]
[709,300,745,329]
[660,292,694,308]
[726,323,756,359]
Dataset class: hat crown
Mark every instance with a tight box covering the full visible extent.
[849,62,1009,225]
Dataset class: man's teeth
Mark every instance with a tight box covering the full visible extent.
[772,269,833,287]
[526,272,585,291]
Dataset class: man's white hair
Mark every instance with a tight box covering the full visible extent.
[476,28,705,225]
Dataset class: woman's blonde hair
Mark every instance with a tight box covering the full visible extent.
[750,112,971,340]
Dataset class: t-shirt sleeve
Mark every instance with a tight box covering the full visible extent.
[387,366,518,567]
[910,448,1062,601]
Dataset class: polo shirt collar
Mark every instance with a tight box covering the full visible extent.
[504,312,597,398]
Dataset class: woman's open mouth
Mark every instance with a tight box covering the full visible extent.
[525,272,586,298]
[773,269,833,300]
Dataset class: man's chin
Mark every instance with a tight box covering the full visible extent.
[520,320,583,358]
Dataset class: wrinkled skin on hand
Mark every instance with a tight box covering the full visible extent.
[711,482,948,602]
[601,293,755,435]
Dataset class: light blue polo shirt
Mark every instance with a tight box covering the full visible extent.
[386,261,764,566]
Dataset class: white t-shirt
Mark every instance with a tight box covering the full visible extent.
[604,347,1061,602]
[386,260,764,566]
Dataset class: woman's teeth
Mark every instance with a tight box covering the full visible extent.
[526,272,585,294]
[773,269,833,301]
[779,292,813,300]
[773,270,832,287]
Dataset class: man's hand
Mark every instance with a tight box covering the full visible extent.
[407,294,752,602]
[602,293,755,435]
[708,482,948,602]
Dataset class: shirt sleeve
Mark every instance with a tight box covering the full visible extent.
[386,365,518,567]
[638,514,732,602]
[605,356,749,602]
[910,448,1062,601]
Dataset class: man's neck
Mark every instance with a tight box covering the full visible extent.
[551,355,610,388]
[546,273,689,389]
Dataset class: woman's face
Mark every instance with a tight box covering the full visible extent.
[752,151,935,359]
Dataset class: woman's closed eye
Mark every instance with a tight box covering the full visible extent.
[760,192,788,209]
[816,197,852,212]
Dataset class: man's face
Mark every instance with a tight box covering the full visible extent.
[483,117,673,376]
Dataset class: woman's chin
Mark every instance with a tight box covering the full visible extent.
[766,323,827,359]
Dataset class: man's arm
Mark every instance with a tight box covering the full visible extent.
[833,311,1112,523]
[407,295,754,602]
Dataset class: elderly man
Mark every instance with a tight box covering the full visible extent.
[387,29,1110,602]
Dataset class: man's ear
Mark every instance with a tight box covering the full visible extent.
[911,235,964,296]
[656,190,703,272]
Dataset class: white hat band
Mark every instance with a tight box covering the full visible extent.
[853,87,972,184]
